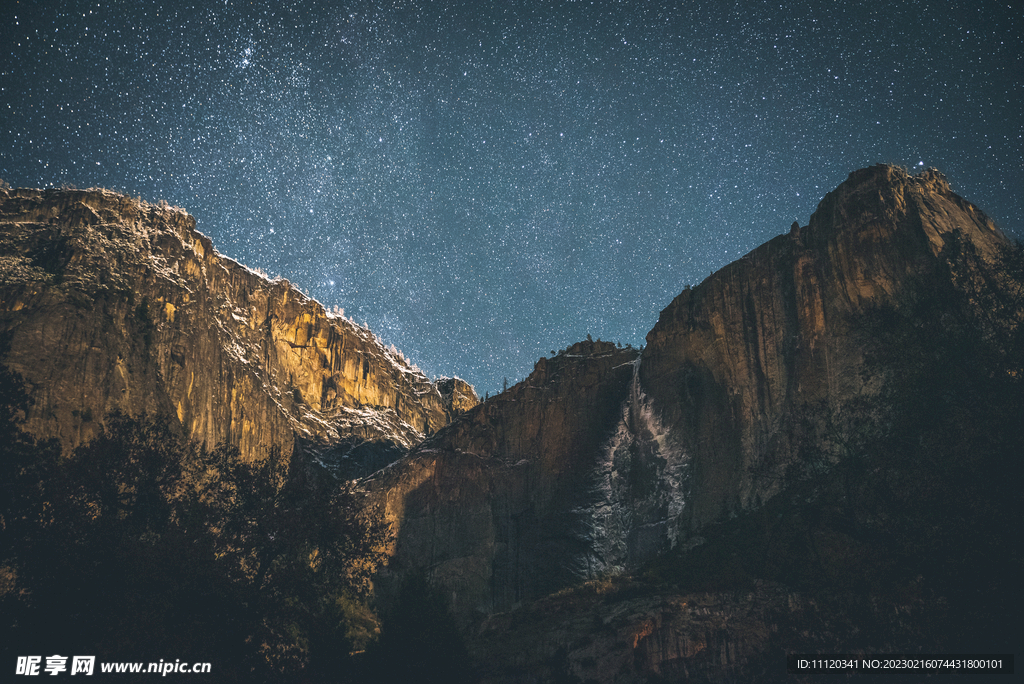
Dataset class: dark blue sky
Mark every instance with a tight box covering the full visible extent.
[2,0,1020,395]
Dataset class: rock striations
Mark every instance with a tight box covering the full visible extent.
[369,338,643,618]
[0,186,476,465]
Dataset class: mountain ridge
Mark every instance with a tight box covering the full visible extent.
[642,164,1007,529]
[0,185,477,467]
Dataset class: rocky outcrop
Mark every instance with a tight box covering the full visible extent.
[469,580,945,684]
[0,187,474,462]
[436,376,479,417]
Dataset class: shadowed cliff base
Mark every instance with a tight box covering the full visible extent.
[0,373,391,682]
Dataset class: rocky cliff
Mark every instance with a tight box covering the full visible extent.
[640,164,1006,530]
[469,579,945,684]
[370,165,1011,621]
[0,186,476,464]
[370,339,642,618]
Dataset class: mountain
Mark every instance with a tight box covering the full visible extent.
[2,165,1019,682]
[0,186,476,471]
[370,164,1014,617]
[640,164,1008,529]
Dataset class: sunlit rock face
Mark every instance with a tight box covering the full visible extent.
[371,165,1009,619]
[0,186,472,462]
[435,376,479,418]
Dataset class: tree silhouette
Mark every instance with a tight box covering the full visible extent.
[0,368,391,681]
[361,573,472,684]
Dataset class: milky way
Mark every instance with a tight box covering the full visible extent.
[2,0,1020,394]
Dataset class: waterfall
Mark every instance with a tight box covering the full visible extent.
[573,352,689,580]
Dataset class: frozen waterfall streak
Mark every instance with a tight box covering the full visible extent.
[626,355,688,553]
[577,356,690,580]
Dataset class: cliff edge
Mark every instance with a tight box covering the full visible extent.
[641,164,1007,530]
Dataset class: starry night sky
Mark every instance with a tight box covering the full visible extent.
[2,0,1021,395]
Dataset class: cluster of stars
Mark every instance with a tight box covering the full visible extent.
[1,0,1020,395]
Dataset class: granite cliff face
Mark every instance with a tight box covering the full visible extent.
[0,186,476,464]
[370,165,1010,621]
[469,579,945,684]
[640,164,1006,530]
